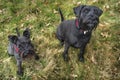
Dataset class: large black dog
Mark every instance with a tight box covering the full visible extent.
[8,28,39,75]
[56,5,103,62]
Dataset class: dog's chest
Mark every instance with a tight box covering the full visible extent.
[70,33,91,48]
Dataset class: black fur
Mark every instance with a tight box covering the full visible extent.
[56,5,103,62]
[8,28,39,76]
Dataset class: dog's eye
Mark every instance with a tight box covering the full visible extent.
[94,9,98,14]
[84,9,89,13]
[18,44,23,48]
[28,41,31,44]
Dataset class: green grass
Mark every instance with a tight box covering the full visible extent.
[0,0,120,80]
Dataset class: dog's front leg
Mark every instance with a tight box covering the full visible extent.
[63,42,70,61]
[34,53,39,60]
[79,44,87,62]
[32,51,39,60]
[16,58,23,76]
[15,54,23,76]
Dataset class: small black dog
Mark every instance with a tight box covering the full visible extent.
[7,28,39,75]
[56,5,103,62]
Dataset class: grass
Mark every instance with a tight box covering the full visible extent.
[0,0,120,80]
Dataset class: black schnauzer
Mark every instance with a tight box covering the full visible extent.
[7,28,39,76]
[56,5,103,62]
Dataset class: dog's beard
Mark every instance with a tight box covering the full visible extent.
[82,17,99,31]
[18,46,33,58]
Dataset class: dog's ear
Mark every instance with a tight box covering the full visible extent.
[73,5,86,17]
[23,28,30,38]
[8,35,18,44]
[95,7,103,17]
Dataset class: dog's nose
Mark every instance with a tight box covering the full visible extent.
[90,14,94,17]
[90,14,96,19]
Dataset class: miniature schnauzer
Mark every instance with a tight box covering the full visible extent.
[8,28,39,75]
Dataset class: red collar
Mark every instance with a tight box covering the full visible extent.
[75,19,90,35]
[14,44,24,57]
[14,45,19,53]
[75,19,84,32]
[75,19,79,29]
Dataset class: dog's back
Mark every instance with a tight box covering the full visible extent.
[56,8,78,45]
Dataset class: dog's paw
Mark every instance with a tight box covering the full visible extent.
[79,57,84,63]
[63,54,70,62]
[35,55,39,60]
[17,71,23,76]
[60,42,64,46]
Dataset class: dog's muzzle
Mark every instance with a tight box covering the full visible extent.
[84,16,99,31]
[22,50,34,58]
[14,44,34,58]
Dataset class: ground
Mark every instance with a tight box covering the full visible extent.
[0,0,120,80]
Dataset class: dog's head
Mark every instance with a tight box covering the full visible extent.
[73,5,103,31]
[8,28,34,58]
